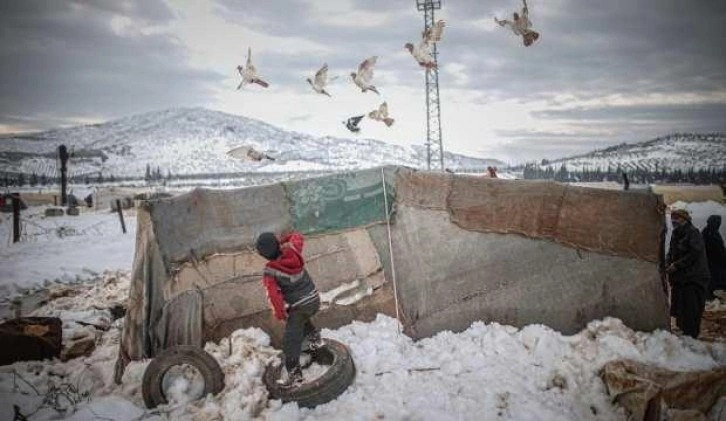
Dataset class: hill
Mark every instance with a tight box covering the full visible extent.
[0,107,504,179]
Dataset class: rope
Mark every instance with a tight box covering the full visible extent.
[381,168,401,335]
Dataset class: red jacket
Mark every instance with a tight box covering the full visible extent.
[262,232,305,320]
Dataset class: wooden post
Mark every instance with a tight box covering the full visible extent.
[59,145,70,206]
[116,199,127,234]
[12,193,21,243]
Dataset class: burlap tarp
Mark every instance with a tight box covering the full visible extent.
[601,359,726,420]
[445,176,664,263]
[396,172,665,263]
[118,166,669,376]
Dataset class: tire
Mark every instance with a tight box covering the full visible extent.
[142,345,225,409]
[263,338,356,408]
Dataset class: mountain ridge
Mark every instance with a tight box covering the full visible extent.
[0,107,504,178]
[534,133,725,172]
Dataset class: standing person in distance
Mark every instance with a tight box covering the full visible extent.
[702,215,726,299]
[666,209,711,338]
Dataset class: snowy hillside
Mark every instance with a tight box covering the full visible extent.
[0,108,503,179]
[540,133,726,172]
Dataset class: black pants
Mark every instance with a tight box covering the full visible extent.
[671,283,706,339]
[283,298,320,371]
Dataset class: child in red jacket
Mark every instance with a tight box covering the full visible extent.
[256,231,322,387]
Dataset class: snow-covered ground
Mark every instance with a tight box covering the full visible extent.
[0,206,137,299]
[1,270,725,421]
[541,133,726,172]
[0,195,725,420]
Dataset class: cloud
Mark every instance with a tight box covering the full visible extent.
[534,103,726,124]
[0,0,220,131]
[2,0,725,163]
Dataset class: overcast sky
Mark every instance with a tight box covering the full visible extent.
[1,0,725,163]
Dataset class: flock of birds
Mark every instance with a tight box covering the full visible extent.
[235,0,539,134]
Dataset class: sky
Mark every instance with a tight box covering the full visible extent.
[1,0,725,163]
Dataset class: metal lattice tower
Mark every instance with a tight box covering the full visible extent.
[416,0,444,171]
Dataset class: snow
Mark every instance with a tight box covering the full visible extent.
[0,206,136,299]
[1,279,724,421]
[0,108,503,179]
[670,200,726,239]
[541,133,726,172]
[0,194,725,420]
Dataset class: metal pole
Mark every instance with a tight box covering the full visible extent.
[116,199,127,234]
[417,0,444,171]
[12,193,21,243]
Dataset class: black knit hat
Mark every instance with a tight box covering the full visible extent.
[255,232,281,260]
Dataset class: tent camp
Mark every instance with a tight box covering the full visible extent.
[116,166,669,378]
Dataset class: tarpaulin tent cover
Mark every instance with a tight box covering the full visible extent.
[118,166,669,379]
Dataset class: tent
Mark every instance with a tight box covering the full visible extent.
[116,166,669,378]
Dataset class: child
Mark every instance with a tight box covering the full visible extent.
[256,231,323,387]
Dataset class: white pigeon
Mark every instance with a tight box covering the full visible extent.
[236,47,269,89]
[368,102,394,127]
[405,20,446,70]
[307,63,332,97]
[494,0,540,47]
[350,56,379,95]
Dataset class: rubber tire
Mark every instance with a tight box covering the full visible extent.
[263,339,356,408]
[142,345,225,409]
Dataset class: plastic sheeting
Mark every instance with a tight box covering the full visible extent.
[285,168,395,234]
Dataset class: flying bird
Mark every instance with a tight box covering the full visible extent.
[236,47,269,89]
[405,19,446,70]
[350,56,379,95]
[343,115,365,133]
[494,0,540,47]
[307,63,332,97]
[368,102,395,127]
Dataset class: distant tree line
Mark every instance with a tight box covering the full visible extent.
[522,163,726,185]
[0,164,179,187]
[145,164,172,183]
[0,171,124,187]
[0,167,336,188]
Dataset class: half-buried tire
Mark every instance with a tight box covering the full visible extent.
[263,339,356,408]
[142,345,225,409]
